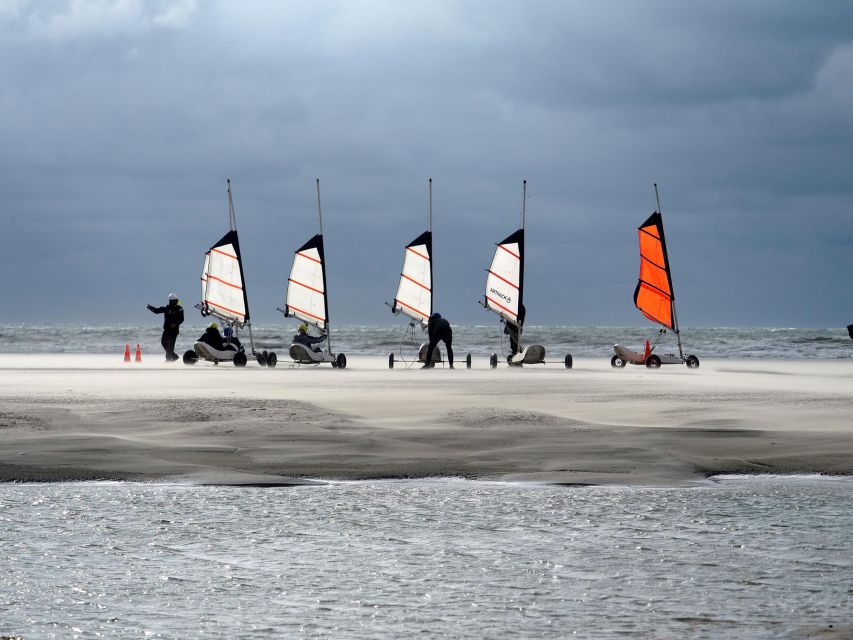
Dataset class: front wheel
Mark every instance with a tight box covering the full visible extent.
[388,353,394,369]
[645,354,661,369]
[183,350,198,365]
[233,352,248,367]
[489,353,498,369]
[611,355,626,368]
[564,354,573,369]
[336,353,347,369]
[267,352,277,368]
[256,351,268,367]
[466,353,472,369]
[685,355,700,369]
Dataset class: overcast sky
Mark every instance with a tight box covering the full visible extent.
[2,0,852,328]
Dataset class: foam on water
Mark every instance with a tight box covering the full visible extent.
[1,324,851,359]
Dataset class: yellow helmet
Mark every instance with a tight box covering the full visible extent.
[209,322,218,329]
[298,323,309,333]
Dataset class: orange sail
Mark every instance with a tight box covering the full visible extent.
[633,211,675,330]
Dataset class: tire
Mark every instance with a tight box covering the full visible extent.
[256,351,268,367]
[233,352,248,367]
[466,353,472,369]
[336,353,347,369]
[611,355,626,369]
[645,354,661,369]
[182,350,198,365]
[686,355,700,369]
[489,353,498,369]
[389,353,394,369]
[267,352,277,368]
[564,354,573,369]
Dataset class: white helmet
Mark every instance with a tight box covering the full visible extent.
[168,292,178,301]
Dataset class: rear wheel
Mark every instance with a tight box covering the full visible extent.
[466,353,472,369]
[267,352,277,368]
[183,350,198,365]
[564,354,573,369]
[611,355,626,368]
[686,355,700,369]
[256,351,268,367]
[645,354,661,369]
[489,353,498,369]
[233,352,248,367]
[336,353,347,369]
[389,353,394,369]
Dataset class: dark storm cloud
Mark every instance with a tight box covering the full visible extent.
[2,0,852,328]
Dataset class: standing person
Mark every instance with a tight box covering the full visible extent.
[147,293,184,361]
[505,303,526,358]
[423,313,454,369]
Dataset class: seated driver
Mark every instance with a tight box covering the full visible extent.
[199,322,225,351]
[223,326,242,351]
[293,323,326,353]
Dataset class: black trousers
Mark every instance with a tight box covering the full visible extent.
[161,329,179,360]
[507,323,521,355]
[425,327,453,366]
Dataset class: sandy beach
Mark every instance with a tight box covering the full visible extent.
[1,354,851,485]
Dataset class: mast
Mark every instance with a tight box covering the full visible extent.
[227,178,237,231]
[428,178,432,233]
[316,178,332,356]
[518,180,526,343]
[654,183,684,359]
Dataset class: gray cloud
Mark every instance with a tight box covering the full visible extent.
[2,0,852,328]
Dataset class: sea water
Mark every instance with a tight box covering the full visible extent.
[1,477,850,639]
[0,324,851,359]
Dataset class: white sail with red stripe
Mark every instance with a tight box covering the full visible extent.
[484,227,524,324]
[392,230,432,326]
[200,228,249,325]
[284,234,328,331]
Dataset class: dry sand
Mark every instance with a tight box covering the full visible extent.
[1,354,852,485]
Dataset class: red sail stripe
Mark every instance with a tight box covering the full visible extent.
[394,299,429,319]
[288,304,326,323]
[487,269,519,290]
[204,299,245,318]
[485,295,517,320]
[296,251,322,264]
[406,246,429,261]
[497,244,521,260]
[208,274,243,290]
[289,278,324,295]
[212,247,238,260]
[400,273,431,292]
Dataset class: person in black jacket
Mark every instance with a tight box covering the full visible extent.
[147,293,184,361]
[423,313,454,369]
[293,323,326,352]
[505,303,526,359]
[198,322,226,351]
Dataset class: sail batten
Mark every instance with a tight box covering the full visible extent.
[392,230,432,326]
[633,211,675,331]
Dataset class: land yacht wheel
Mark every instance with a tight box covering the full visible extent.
[256,351,268,367]
[466,353,472,369]
[389,353,394,369]
[489,353,498,369]
[685,355,700,369]
[611,355,626,368]
[267,352,277,368]
[336,353,347,369]
[564,354,573,369]
[645,354,661,369]
[233,352,248,367]
[183,350,198,365]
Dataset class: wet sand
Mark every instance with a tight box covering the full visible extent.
[1,354,852,485]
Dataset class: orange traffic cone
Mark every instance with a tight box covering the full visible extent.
[135,344,142,363]
[123,344,131,362]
